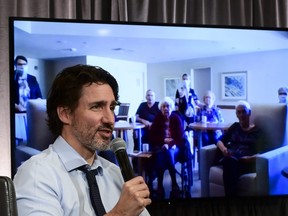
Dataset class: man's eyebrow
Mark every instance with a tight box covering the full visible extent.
[89,100,119,106]
[88,100,106,106]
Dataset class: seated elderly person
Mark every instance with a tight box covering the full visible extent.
[199,90,224,146]
[134,89,160,150]
[148,97,185,199]
[216,100,264,197]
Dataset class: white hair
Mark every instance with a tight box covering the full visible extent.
[159,97,175,110]
[235,100,251,110]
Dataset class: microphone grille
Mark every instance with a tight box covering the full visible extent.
[110,138,126,153]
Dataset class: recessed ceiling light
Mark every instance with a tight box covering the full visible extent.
[60,48,77,52]
[112,48,133,52]
[98,29,110,36]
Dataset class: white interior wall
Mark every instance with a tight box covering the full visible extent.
[86,56,147,117]
[147,49,288,105]
[29,48,287,123]
[146,49,288,123]
[16,49,288,153]
[25,49,288,126]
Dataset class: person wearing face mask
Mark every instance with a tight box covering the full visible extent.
[14,55,42,112]
[175,73,202,126]
[278,87,288,103]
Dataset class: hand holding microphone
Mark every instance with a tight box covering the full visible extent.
[110,138,135,181]
[109,138,152,215]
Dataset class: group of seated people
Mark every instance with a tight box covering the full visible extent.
[131,86,225,199]
[131,75,269,198]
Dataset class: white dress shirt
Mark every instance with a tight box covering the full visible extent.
[14,136,150,216]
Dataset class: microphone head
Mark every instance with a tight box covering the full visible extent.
[110,138,126,153]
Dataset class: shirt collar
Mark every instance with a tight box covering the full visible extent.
[52,136,103,172]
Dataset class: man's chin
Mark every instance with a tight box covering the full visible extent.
[98,138,113,150]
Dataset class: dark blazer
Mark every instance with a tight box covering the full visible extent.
[14,73,42,106]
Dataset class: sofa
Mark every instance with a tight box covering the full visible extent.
[200,103,288,197]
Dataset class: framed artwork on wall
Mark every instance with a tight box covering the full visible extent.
[164,77,180,100]
[221,71,247,100]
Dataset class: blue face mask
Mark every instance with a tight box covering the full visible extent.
[279,95,287,103]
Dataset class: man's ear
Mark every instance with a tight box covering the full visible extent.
[57,106,71,124]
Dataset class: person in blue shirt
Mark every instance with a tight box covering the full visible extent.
[199,90,224,146]
[134,89,161,150]
[13,64,151,216]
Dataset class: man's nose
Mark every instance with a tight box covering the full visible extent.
[103,108,115,122]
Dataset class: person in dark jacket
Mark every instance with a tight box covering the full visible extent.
[175,73,202,125]
[14,55,42,112]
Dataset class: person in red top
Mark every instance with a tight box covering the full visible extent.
[149,97,184,199]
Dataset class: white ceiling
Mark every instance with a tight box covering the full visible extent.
[13,20,288,63]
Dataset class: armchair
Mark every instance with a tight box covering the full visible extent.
[200,103,288,197]
[15,99,56,168]
[0,176,18,216]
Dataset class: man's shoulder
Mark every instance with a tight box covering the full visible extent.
[27,73,37,79]
[14,146,61,180]
[21,146,58,167]
[27,73,38,82]
[228,122,240,130]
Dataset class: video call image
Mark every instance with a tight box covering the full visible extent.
[11,18,288,199]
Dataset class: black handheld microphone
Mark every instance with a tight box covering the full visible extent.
[110,138,135,182]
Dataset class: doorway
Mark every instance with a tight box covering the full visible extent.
[191,67,211,103]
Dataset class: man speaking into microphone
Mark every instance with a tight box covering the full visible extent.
[13,64,151,216]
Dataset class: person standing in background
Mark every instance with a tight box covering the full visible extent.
[175,73,202,126]
[14,55,42,112]
[278,87,288,103]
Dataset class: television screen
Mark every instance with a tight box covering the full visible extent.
[9,17,288,201]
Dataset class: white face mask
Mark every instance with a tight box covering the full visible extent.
[182,80,190,88]
[279,95,287,103]
[16,65,28,77]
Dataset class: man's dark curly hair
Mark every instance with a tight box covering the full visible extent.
[46,64,119,136]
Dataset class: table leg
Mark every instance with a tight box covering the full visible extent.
[123,130,128,143]
[195,130,203,179]
[116,129,129,143]
[138,128,142,151]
